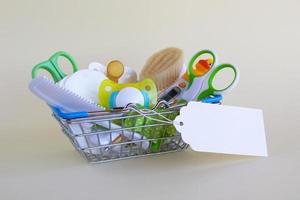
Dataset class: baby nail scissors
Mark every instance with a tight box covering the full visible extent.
[32,51,78,82]
[182,50,239,101]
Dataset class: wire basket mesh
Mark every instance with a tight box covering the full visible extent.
[53,103,189,163]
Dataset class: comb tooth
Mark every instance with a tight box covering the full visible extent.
[31,76,104,111]
[56,79,98,106]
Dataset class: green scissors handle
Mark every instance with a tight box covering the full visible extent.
[32,51,78,82]
[197,63,239,101]
[187,49,216,90]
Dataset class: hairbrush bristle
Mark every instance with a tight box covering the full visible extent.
[140,47,184,92]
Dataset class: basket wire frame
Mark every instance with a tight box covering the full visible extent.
[53,104,189,163]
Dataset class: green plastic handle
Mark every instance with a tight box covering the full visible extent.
[187,49,216,90]
[32,51,78,82]
[197,63,238,101]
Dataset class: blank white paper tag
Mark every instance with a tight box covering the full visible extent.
[174,102,268,156]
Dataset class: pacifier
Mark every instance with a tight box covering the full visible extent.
[98,79,157,110]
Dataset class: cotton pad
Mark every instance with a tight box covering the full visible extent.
[58,66,107,104]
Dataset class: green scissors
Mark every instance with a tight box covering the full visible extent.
[32,51,78,82]
[181,50,239,101]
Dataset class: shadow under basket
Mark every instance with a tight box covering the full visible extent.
[52,103,189,163]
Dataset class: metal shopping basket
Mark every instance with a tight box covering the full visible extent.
[51,96,222,163]
[52,101,190,163]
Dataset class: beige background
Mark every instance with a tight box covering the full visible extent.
[1,0,300,199]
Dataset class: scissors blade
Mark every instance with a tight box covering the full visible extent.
[181,68,212,101]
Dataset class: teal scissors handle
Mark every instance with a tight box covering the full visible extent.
[187,49,216,90]
[197,63,239,101]
[32,51,78,82]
